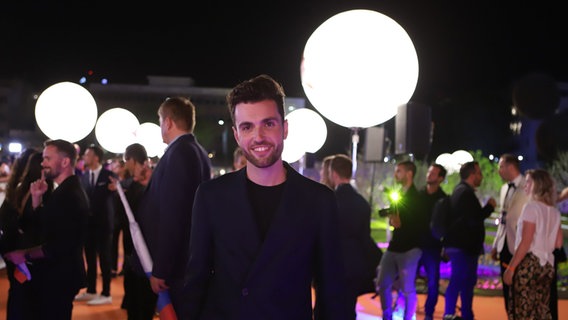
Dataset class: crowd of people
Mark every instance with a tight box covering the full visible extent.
[0,73,566,320]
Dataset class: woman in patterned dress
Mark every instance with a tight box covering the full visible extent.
[503,169,563,320]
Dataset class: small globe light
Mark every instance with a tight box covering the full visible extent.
[35,82,98,142]
[452,150,474,167]
[95,108,140,153]
[301,9,419,129]
[435,153,455,174]
[135,122,167,158]
[282,108,328,163]
[287,108,327,153]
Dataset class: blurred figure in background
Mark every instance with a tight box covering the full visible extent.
[443,161,496,320]
[232,146,247,171]
[0,148,39,319]
[491,153,529,313]
[319,154,335,189]
[503,169,563,320]
[75,144,117,306]
[4,139,89,319]
[113,143,157,320]
[328,153,376,319]
[418,163,448,320]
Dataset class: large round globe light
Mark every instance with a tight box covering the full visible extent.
[282,108,328,163]
[301,9,419,129]
[135,122,167,158]
[35,82,98,142]
[95,108,140,153]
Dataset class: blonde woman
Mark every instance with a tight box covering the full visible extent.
[503,169,563,320]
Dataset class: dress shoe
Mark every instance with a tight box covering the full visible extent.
[74,292,97,301]
[87,295,112,305]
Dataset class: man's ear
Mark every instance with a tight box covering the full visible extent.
[62,157,71,169]
[164,116,173,130]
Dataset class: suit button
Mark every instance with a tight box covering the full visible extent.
[241,288,249,296]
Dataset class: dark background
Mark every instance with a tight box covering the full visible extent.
[2,1,567,163]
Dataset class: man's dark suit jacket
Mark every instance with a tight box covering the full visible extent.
[443,181,494,255]
[185,163,351,320]
[81,167,116,233]
[136,133,211,305]
[28,175,89,314]
[334,183,375,296]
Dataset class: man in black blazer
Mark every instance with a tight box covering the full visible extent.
[75,144,116,305]
[443,161,496,320]
[4,139,89,319]
[136,96,212,318]
[328,153,377,319]
[185,74,350,320]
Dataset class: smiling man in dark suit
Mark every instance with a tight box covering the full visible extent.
[185,74,350,320]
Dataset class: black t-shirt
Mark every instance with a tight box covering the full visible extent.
[246,178,286,241]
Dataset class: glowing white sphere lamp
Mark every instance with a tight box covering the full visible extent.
[135,122,167,158]
[301,9,419,129]
[95,108,140,154]
[282,108,328,164]
[35,82,98,142]
[452,150,474,167]
[435,153,455,174]
[301,9,419,175]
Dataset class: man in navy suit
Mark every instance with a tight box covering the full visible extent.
[136,96,212,318]
[4,139,89,319]
[328,153,378,319]
[75,144,117,305]
[185,74,350,320]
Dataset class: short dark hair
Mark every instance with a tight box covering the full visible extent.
[329,154,352,180]
[44,139,77,166]
[459,161,478,180]
[432,163,447,179]
[227,74,286,126]
[397,160,416,177]
[86,144,104,163]
[124,143,148,165]
[159,96,196,132]
[500,153,520,171]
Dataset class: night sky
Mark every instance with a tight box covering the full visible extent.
[2,1,567,162]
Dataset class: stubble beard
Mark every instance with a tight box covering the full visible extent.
[243,142,283,169]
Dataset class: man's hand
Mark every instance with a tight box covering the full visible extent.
[389,214,401,228]
[490,247,498,261]
[487,197,497,209]
[30,173,48,209]
[150,275,169,294]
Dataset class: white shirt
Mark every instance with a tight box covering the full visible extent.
[515,200,561,266]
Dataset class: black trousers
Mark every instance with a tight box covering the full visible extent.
[84,227,113,296]
[498,241,513,312]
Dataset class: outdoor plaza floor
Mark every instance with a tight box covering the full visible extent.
[1,257,567,320]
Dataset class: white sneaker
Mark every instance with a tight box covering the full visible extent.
[74,292,97,301]
[87,295,112,306]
